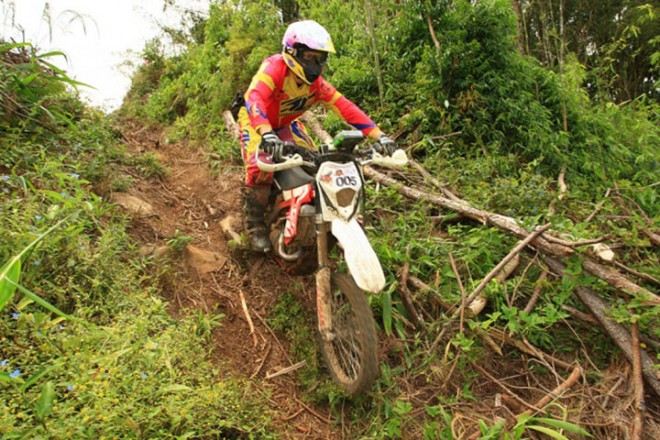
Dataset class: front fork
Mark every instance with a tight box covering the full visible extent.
[316,222,334,341]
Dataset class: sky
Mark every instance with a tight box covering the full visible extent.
[1,0,205,112]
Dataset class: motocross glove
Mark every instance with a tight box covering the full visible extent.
[375,135,398,156]
[260,131,284,162]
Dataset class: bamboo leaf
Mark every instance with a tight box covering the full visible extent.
[0,42,32,52]
[8,279,87,326]
[382,290,392,335]
[20,364,61,392]
[35,381,55,420]
[0,216,70,312]
[533,418,591,436]
[527,425,570,440]
[156,384,193,395]
[0,256,21,311]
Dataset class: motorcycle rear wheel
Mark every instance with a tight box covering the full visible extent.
[318,273,378,396]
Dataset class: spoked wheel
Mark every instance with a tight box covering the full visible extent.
[318,273,378,396]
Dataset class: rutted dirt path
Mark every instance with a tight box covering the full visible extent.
[113,120,339,439]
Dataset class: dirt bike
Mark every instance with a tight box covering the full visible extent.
[256,130,408,395]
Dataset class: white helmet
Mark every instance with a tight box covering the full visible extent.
[282,20,335,84]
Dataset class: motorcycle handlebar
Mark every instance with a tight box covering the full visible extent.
[256,141,314,172]
[255,141,408,172]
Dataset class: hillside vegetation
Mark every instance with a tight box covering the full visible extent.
[2,0,659,438]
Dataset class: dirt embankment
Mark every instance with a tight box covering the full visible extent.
[112,120,339,438]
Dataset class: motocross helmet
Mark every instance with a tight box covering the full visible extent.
[282,20,335,84]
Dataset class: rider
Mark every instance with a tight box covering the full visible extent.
[237,20,398,252]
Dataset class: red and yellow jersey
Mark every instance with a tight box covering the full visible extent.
[244,54,378,136]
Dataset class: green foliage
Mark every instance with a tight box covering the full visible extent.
[0,46,275,436]
[269,290,339,401]
[478,411,592,440]
[166,230,194,252]
[0,41,89,135]
[123,0,281,152]
[129,151,169,179]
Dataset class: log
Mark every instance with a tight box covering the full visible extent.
[544,256,660,397]
[630,322,645,440]
[222,110,240,140]
[363,166,659,304]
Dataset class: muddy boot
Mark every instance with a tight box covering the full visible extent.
[243,187,272,253]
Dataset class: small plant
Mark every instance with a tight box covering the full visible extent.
[166,229,194,251]
[110,175,134,192]
[129,152,168,179]
[194,307,225,340]
[477,412,591,440]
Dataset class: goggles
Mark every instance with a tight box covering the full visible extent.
[299,49,328,66]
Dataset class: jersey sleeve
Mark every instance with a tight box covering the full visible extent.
[315,79,379,136]
[244,59,278,132]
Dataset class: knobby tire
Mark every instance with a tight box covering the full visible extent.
[318,273,378,396]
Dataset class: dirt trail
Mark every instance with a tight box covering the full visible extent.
[114,120,339,439]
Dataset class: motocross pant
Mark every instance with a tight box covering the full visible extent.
[237,107,316,189]
[237,107,316,251]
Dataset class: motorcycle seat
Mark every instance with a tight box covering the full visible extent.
[274,167,314,191]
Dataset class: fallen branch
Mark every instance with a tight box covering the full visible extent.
[523,270,548,314]
[363,166,659,303]
[542,234,608,248]
[239,290,258,348]
[266,360,307,380]
[642,228,660,247]
[441,224,551,330]
[294,397,332,424]
[544,256,660,397]
[630,322,645,440]
[614,261,660,288]
[409,159,462,201]
[585,188,611,223]
[252,310,293,366]
[472,363,543,413]
[300,111,332,143]
[399,259,425,331]
[561,305,599,325]
[407,275,452,312]
[448,253,467,333]
[487,328,574,370]
[520,365,582,416]
[250,344,272,379]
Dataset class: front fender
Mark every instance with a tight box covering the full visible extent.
[331,219,386,293]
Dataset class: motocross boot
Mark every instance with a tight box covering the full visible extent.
[243,186,272,253]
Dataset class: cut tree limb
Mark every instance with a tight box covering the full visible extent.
[630,322,645,440]
[399,260,425,331]
[430,225,549,350]
[409,159,462,201]
[406,275,453,312]
[519,365,582,416]
[544,256,660,397]
[363,166,659,303]
[222,110,240,139]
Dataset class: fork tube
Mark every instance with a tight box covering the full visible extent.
[316,222,333,339]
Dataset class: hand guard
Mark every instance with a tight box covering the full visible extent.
[260,131,284,162]
[374,135,398,156]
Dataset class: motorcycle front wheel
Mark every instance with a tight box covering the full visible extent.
[318,273,378,396]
